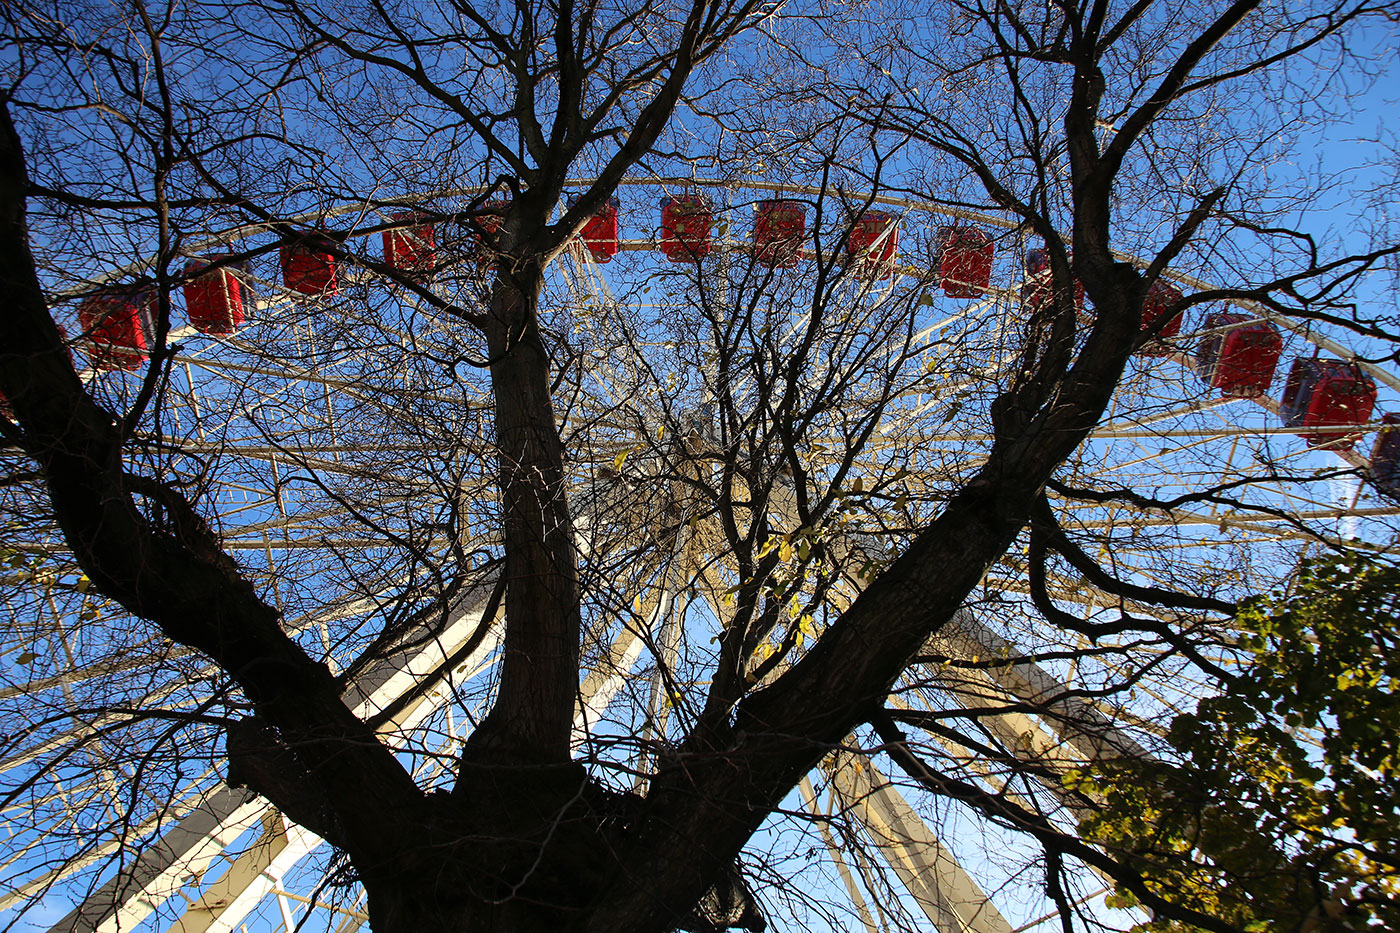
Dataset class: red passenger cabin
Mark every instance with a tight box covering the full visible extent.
[1022,247,1083,314]
[383,212,437,274]
[471,200,510,270]
[934,226,993,298]
[1194,312,1282,398]
[281,233,339,296]
[660,195,713,263]
[1025,247,1052,277]
[1372,413,1400,496]
[1138,281,1184,355]
[573,196,620,262]
[753,199,805,268]
[846,210,898,277]
[79,289,155,371]
[184,257,245,335]
[1279,358,1377,449]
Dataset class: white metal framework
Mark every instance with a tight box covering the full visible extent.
[2,178,1397,933]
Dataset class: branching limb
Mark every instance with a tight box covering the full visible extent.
[870,713,1246,933]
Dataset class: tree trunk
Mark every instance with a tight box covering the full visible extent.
[464,260,582,765]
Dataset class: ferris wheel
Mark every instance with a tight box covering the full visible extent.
[2,176,1398,933]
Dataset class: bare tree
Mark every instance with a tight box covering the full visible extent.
[2,0,1398,931]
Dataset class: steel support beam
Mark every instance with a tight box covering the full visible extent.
[830,754,1013,933]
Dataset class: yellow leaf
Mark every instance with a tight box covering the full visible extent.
[614,449,629,471]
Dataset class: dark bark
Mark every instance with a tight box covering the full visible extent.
[462,260,582,766]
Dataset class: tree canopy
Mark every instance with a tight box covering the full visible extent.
[1078,550,1400,931]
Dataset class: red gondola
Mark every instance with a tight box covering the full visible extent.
[1371,413,1400,496]
[1022,247,1083,314]
[383,211,436,273]
[846,210,898,277]
[1194,312,1282,398]
[470,200,510,270]
[753,199,805,268]
[934,226,993,298]
[184,257,245,334]
[79,289,155,371]
[660,195,713,263]
[572,196,619,262]
[1279,357,1377,449]
[1024,247,1051,277]
[1138,281,1184,356]
[280,233,339,296]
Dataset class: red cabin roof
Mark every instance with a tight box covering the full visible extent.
[753,200,805,268]
[184,257,245,335]
[660,195,713,263]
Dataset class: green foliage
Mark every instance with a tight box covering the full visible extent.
[1073,550,1400,932]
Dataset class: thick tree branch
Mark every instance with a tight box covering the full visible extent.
[870,714,1246,933]
[0,100,426,868]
